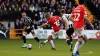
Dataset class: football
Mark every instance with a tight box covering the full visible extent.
[27,44,32,50]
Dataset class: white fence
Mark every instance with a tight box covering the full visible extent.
[26,29,100,39]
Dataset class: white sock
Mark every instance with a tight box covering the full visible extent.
[73,41,80,54]
[44,40,48,43]
[49,40,55,48]
[73,40,85,54]
[23,34,27,36]
[79,40,85,48]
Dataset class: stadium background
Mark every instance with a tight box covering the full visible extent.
[0,0,100,56]
[0,0,100,39]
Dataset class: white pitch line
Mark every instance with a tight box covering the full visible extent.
[82,51,93,54]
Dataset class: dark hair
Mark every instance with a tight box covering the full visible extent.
[78,0,85,5]
[60,9,65,14]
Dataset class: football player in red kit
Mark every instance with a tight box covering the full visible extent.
[69,0,94,56]
[39,13,62,50]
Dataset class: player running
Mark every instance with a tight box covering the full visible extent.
[39,13,62,50]
[69,0,94,56]
[21,12,40,48]
[60,9,74,51]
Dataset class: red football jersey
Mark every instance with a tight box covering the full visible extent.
[47,16,61,32]
[71,5,87,28]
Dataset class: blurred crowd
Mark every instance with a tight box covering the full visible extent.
[85,19,100,30]
[92,0,100,21]
[85,0,100,30]
[92,19,100,30]
[91,0,100,12]
[86,0,100,21]
[0,0,100,30]
[0,0,76,21]
[0,23,6,31]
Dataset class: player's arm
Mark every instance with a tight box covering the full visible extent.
[84,16,94,29]
[69,14,74,22]
[61,18,69,30]
[40,23,48,28]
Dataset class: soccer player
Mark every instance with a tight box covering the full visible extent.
[39,13,62,50]
[69,0,94,56]
[60,9,74,51]
[21,12,40,48]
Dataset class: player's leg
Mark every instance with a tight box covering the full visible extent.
[31,28,41,48]
[34,37,40,42]
[32,32,40,43]
[72,29,87,56]
[66,28,74,44]
[66,36,73,51]
[41,35,52,44]
[22,28,32,48]
[66,36,70,45]
[49,30,62,50]
[39,33,52,47]
[22,31,28,48]
[72,28,81,56]
[72,36,85,56]
[40,35,56,50]
[66,28,74,51]
[69,28,74,51]
[48,35,56,50]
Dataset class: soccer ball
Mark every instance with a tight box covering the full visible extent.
[27,44,32,50]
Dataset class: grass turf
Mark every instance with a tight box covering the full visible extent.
[0,39,100,56]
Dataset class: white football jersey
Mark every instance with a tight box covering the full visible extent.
[62,14,73,28]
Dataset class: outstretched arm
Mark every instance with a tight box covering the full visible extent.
[84,16,94,29]
[40,23,48,28]
[61,18,69,30]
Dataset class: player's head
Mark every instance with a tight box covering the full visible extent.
[78,0,85,5]
[45,13,51,20]
[60,9,65,16]
[22,12,27,18]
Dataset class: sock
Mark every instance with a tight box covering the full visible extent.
[22,36,26,43]
[79,40,85,48]
[73,40,85,54]
[34,37,40,43]
[73,41,80,54]
[44,40,48,43]
[70,36,72,42]
[49,40,55,48]
[66,39,70,45]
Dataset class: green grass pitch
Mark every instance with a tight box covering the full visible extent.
[0,39,100,56]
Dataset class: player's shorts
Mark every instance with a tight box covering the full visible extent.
[66,27,74,37]
[31,29,35,34]
[51,30,62,39]
[74,27,85,37]
[24,28,32,34]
